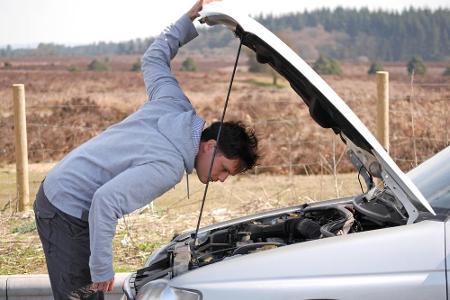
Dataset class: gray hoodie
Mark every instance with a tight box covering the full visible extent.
[43,14,203,282]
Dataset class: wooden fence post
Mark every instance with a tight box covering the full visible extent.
[376,71,389,153]
[13,84,30,211]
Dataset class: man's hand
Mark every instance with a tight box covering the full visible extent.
[187,0,221,21]
[91,277,115,292]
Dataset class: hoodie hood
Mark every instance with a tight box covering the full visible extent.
[157,110,201,174]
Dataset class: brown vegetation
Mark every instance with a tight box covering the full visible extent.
[0,54,448,275]
[0,55,448,173]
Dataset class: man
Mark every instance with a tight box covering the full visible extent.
[33,0,259,299]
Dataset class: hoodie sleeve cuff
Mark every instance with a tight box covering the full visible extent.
[176,14,199,47]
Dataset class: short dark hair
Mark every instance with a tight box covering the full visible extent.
[201,121,259,172]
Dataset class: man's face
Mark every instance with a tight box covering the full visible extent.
[195,140,242,184]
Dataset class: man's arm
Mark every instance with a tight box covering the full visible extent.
[90,0,211,292]
[141,13,198,102]
[88,159,184,289]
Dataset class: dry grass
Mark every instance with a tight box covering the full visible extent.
[0,162,361,275]
[1,57,448,172]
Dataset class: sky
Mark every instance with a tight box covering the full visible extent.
[1,0,449,48]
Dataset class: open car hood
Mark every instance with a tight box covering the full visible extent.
[199,4,435,221]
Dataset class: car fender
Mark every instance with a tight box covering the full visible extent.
[170,220,446,300]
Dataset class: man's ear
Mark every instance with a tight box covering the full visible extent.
[199,139,216,153]
[205,139,217,151]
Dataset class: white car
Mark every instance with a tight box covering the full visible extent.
[122,4,450,300]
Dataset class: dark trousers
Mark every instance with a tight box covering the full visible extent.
[34,182,104,300]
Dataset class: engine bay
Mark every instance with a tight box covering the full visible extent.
[190,204,356,268]
[128,187,409,295]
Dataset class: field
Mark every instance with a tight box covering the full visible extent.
[0,164,361,274]
[0,51,449,274]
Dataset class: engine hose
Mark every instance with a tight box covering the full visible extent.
[305,205,354,237]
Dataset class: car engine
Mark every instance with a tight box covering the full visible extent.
[127,187,408,296]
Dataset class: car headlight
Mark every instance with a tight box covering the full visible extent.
[136,279,201,300]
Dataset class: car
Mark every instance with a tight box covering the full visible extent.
[122,4,450,300]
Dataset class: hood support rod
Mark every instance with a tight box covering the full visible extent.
[192,40,243,257]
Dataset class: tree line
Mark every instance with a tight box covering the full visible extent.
[256,7,450,61]
[0,38,155,57]
[0,26,233,57]
[1,7,449,61]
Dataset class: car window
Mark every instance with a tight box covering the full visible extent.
[407,147,450,210]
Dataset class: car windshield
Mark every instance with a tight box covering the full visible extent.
[407,146,450,210]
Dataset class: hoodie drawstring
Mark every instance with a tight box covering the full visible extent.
[186,172,190,199]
